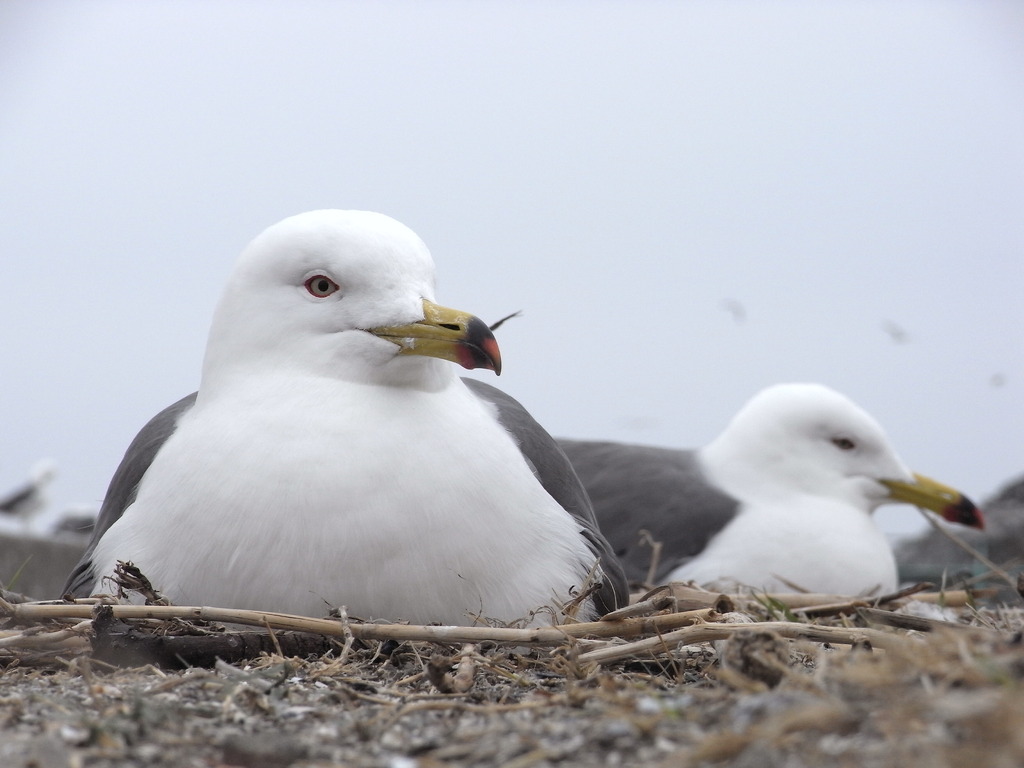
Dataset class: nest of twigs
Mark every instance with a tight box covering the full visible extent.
[3,565,1024,767]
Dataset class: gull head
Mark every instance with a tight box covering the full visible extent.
[200,210,500,389]
[702,383,980,526]
[703,383,917,511]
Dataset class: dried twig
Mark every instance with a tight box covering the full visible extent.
[636,584,736,613]
[451,644,477,693]
[577,620,932,666]
[638,530,663,588]
[873,582,936,602]
[916,506,1017,590]
[0,581,1007,673]
[0,620,92,649]
[427,644,478,693]
[856,607,990,634]
[0,597,720,647]
[793,600,871,619]
[790,583,934,618]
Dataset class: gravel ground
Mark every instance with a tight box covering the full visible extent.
[3,594,1024,768]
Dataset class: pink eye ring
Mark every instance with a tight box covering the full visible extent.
[305,275,340,297]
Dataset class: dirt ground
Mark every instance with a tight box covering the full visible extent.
[3,587,1024,768]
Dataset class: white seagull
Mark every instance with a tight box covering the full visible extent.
[64,210,626,625]
[560,383,982,595]
[0,459,58,526]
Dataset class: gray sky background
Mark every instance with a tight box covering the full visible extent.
[1,0,1022,540]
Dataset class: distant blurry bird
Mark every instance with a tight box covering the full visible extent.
[0,459,58,525]
[881,320,910,344]
[720,298,747,324]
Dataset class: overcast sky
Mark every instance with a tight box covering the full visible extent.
[1,0,1022,540]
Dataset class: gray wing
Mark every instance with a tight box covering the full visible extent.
[557,439,740,585]
[62,392,199,597]
[0,482,37,516]
[64,383,634,613]
[462,379,628,614]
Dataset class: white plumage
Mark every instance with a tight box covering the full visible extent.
[75,210,625,624]
[563,383,980,595]
[671,384,907,593]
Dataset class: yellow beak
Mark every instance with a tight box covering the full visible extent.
[880,473,984,529]
[368,299,502,374]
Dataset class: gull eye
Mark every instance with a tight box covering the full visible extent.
[304,275,340,298]
[832,437,856,451]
